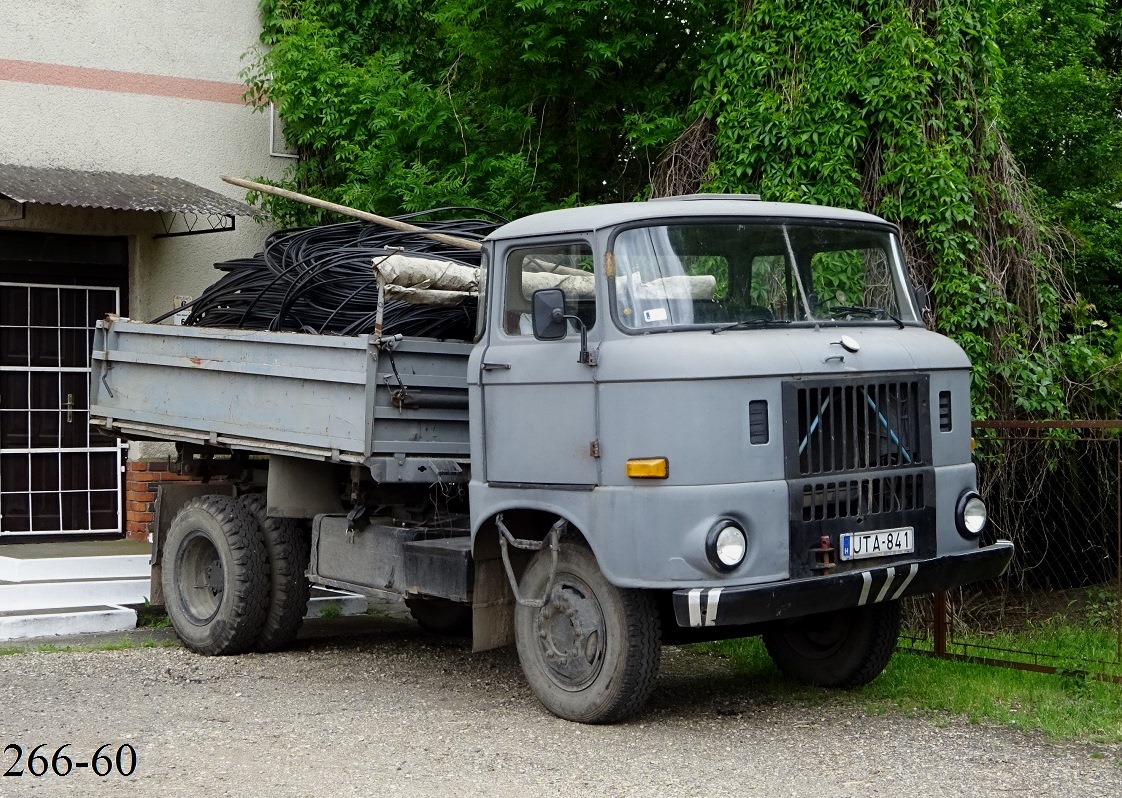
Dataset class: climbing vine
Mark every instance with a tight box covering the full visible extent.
[638,0,1119,418]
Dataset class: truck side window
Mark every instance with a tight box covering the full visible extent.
[502,243,596,336]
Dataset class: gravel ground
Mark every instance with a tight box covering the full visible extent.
[1,608,1119,797]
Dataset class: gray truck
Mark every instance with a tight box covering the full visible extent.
[91,195,1013,723]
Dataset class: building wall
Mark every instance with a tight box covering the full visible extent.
[0,0,287,321]
[0,1,289,539]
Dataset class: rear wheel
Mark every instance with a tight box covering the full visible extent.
[762,601,901,687]
[238,494,311,652]
[162,495,269,655]
[514,543,661,723]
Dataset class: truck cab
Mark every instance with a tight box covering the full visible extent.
[468,196,1011,719]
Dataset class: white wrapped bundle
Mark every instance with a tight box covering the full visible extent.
[376,254,479,292]
[371,254,714,304]
[383,285,474,305]
[520,271,596,298]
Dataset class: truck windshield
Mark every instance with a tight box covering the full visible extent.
[610,221,919,332]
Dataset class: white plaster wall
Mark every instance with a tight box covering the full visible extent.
[0,0,289,321]
[0,82,274,188]
[0,1,263,82]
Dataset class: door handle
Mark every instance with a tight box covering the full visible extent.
[481,362,511,371]
[64,393,74,423]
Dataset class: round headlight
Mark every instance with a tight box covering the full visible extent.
[956,491,988,539]
[707,521,747,572]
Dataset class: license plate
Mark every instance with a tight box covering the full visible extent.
[840,527,914,561]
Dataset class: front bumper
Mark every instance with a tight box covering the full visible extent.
[672,540,1014,628]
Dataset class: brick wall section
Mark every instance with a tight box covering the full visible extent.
[124,460,195,541]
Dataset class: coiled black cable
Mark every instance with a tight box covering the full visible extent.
[151,208,505,339]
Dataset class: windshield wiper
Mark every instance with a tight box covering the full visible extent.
[825,305,905,329]
[712,317,792,334]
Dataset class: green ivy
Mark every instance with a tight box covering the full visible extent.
[636,0,1121,419]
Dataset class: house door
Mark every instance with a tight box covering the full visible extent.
[1,234,127,538]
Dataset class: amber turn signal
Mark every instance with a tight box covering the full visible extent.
[626,457,669,479]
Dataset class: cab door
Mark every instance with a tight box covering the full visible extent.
[479,240,600,487]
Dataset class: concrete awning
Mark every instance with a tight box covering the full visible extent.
[0,163,259,216]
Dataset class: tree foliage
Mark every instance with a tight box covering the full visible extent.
[997,1,1122,320]
[249,0,723,219]
[250,0,1122,419]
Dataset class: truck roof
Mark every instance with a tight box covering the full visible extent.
[488,195,894,241]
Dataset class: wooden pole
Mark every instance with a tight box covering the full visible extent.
[220,175,483,252]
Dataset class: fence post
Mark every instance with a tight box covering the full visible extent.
[933,590,948,657]
[1116,435,1121,663]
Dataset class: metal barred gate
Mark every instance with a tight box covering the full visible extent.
[1,280,123,537]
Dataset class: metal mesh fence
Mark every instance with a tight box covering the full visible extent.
[900,421,1122,681]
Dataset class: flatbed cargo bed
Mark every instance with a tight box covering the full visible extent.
[90,318,472,464]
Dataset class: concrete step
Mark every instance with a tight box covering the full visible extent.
[0,576,152,612]
[0,586,365,643]
[0,540,150,582]
[1,578,366,617]
[0,605,138,642]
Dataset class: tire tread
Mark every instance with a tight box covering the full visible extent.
[238,494,311,652]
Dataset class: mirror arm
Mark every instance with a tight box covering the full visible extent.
[564,314,593,365]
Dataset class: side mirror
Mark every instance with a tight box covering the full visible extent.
[914,284,930,314]
[531,288,568,340]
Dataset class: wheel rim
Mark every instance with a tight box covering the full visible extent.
[781,610,854,660]
[176,530,225,624]
[533,575,606,691]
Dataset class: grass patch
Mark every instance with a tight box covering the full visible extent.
[709,636,1122,745]
[134,601,172,629]
[0,637,179,656]
[901,621,1122,684]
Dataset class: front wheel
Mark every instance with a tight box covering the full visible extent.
[514,543,661,724]
[762,601,901,687]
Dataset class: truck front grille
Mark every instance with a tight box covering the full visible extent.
[786,377,930,477]
[783,375,935,578]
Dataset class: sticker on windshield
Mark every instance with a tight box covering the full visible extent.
[643,308,668,322]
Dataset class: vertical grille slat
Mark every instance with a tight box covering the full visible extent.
[849,386,858,471]
[815,387,826,476]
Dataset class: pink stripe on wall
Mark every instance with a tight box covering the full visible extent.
[0,59,248,105]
